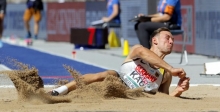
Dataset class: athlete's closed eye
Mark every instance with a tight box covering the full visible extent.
[164,34,174,41]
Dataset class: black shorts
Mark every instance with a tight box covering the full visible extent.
[0,1,6,14]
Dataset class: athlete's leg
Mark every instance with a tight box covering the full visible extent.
[51,70,118,96]
[33,10,41,39]
[158,71,172,94]
[23,8,32,38]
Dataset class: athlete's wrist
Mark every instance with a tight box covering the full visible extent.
[166,66,173,73]
[170,89,182,97]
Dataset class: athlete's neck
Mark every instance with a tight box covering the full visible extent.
[150,48,166,59]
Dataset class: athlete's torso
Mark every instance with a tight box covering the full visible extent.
[118,58,164,93]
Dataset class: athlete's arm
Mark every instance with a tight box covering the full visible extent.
[158,72,190,97]
[158,72,172,94]
[125,45,186,78]
[170,77,190,97]
[125,45,173,73]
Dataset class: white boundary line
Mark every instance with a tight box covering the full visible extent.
[171,84,220,87]
[0,85,56,88]
[0,64,11,70]
[1,84,220,88]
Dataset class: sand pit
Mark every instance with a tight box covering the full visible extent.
[0,60,220,111]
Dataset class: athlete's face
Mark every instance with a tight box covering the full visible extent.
[153,31,174,54]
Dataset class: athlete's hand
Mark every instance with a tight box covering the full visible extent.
[170,77,190,97]
[169,68,186,79]
[176,77,190,92]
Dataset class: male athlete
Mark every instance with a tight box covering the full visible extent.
[50,27,190,97]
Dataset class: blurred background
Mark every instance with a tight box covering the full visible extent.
[3,0,220,58]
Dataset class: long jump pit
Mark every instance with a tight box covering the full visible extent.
[0,61,220,112]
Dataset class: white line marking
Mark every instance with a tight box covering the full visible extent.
[0,85,56,88]
[170,84,220,87]
[1,84,220,88]
[0,64,11,70]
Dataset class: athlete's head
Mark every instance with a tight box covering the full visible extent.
[150,27,174,54]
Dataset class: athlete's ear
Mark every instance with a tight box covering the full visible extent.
[152,37,158,45]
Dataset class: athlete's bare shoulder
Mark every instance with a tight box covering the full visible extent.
[124,45,143,62]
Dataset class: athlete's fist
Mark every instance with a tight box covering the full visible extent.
[176,77,190,92]
[169,68,186,79]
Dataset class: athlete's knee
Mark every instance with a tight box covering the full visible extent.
[166,72,172,82]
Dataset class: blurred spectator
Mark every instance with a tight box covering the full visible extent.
[134,0,182,49]
[103,0,121,26]
[23,0,43,40]
[75,0,121,49]
[0,0,6,48]
[91,0,121,28]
